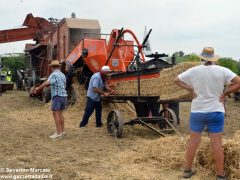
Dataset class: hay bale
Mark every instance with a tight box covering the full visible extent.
[111,62,200,100]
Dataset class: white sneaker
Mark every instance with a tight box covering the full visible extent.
[49,133,62,139]
[61,132,66,136]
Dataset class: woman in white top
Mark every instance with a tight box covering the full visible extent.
[175,47,240,180]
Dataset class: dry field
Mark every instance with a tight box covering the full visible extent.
[0,90,240,180]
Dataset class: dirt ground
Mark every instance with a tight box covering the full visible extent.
[0,90,239,180]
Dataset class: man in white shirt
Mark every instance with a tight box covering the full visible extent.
[174,47,240,180]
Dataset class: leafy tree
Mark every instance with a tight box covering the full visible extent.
[1,54,25,82]
[218,58,240,75]
[176,54,240,75]
[176,54,200,63]
[174,51,185,57]
[178,51,184,57]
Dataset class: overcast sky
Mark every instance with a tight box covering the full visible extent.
[0,0,240,59]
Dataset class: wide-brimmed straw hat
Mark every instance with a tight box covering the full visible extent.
[49,60,60,67]
[198,47,220,62]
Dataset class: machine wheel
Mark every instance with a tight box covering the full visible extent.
[42,87,51,103]
[107,110,124,138]
[159,108,178,129]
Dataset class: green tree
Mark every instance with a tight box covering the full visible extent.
[218,58,240,75]
[178,51,184,57]
[1,54,25,82]
[177,55,240,75]
[174,51,185,58]
[176,54,200,63]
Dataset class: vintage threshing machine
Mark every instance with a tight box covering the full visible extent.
[0,14,194,137]
[64,28,193,138]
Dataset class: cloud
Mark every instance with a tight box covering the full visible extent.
[0,0,239,59]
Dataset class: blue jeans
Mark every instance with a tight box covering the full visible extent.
[80,97,102,127]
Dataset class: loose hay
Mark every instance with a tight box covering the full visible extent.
[197,131,240,179]
[141,136,187,169]
[69,81,136,118]
[70,62,200,110]
[120,136,187,169]
[121,132,240,180]
[111,62,200,100]
[69,81,87,111]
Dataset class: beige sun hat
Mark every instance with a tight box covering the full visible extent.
[49,60,60,67]
[199,47,220,62]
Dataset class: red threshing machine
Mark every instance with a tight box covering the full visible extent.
[0,14,190,137]
[64,27,189,138]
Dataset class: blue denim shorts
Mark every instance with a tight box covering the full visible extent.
[190,112,224,133]
[51,96,67,111]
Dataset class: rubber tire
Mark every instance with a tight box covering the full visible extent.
[42,87,51,103]
[107,110,124,138]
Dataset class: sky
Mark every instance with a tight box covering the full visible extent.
[0,0,240,59]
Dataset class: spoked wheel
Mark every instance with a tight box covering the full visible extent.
[159,108,178,130]
[107,110,124,138]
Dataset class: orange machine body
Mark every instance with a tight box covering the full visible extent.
[66,29,136,73]
[65,28,161,85]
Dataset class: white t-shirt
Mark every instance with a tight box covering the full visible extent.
[178,65,237,113]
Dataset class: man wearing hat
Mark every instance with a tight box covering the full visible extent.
[80,66,115,128]
[35,60,68,139]
[174,47,240,179]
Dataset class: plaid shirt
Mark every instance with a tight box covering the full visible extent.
[48,70,67,99]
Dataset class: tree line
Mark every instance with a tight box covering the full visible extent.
[173,51,240,75]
